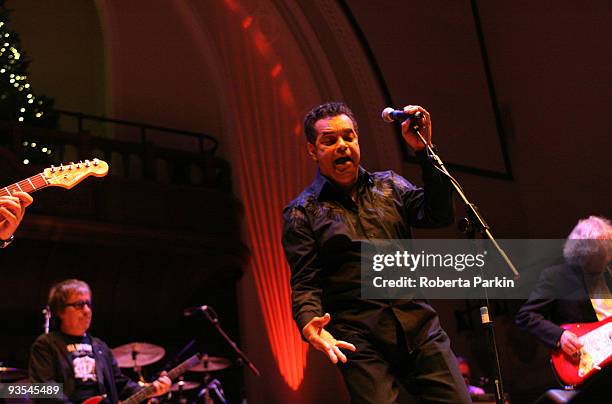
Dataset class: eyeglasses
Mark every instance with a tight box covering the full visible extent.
[64,300,92,309]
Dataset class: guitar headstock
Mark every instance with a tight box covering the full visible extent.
[43,159,109,189]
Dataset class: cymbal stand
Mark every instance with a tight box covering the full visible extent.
[131,347,146,383]
[174,376,189,404]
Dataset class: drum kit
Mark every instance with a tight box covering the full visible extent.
[1,304,254,402]
[111,342,231,403]
[1,343,230,404]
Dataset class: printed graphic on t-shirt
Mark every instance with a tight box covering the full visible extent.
[73,355,97,382]
[66,342,97,382]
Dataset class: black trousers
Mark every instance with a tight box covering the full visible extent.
[334,310,471,404]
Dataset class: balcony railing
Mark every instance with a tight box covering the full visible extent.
[0,111,230,191]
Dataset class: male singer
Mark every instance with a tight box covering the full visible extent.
[282,102,470,403]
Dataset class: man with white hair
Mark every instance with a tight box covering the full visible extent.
[516,216,612,357]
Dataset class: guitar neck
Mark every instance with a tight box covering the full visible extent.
[0,173,49,196]
[123,353,202,404]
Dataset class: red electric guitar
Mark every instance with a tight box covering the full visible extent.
[551,316,612,387]
[83,353,203,404]
[0,159,109,196]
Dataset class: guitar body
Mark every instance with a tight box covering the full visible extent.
[82,396,104,404]
[551,316,612,387]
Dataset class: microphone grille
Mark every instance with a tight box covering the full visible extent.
[381,107,395,123]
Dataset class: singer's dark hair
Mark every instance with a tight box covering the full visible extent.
[48,278,91,318]
[303,102,358,144]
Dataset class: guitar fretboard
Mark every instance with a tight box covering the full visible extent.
[0,173,49,196]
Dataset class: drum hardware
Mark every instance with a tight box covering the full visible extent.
[112,342,166,382]
[171,378,201,392]
[169,376,201,404]
[189,354,232,373]
[197,373,227,404]
[0,366,28,382]
[183,304,260,402]
[189,354,231,404]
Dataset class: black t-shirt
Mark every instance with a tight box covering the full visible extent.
[59,332,101,403]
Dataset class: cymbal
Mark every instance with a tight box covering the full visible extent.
[189,355,232,372]
[112,342,165,368]
[170,380,201,392]
[0,367,28,381]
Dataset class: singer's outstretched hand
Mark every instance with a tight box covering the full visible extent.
[401,105,432,152]
[302,313,356,364]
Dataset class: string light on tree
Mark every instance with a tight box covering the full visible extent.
[0,0,58,165]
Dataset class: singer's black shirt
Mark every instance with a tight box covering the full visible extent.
[282,151,454,346]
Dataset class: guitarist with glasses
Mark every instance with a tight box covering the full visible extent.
[29,279,171,403]
[0,191,32,248]
[516,216,612,387]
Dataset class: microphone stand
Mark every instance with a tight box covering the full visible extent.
[199,306,261,377]
[43,306,51,334]
[411,123,516,404]
[163,339,196,369]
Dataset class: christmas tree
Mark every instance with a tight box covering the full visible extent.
[0,0,58,164]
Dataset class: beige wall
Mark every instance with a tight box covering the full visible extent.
[9,0,106,133]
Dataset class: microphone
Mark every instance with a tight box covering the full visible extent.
[381,107,422,123]
[183,305,208,316]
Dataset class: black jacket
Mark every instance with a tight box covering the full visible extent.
[515,264,605,348]
[282,157,453,344]
[29,331,141,403]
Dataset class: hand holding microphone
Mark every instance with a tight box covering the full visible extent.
[381,108,423,123]
[382,105,432,152]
